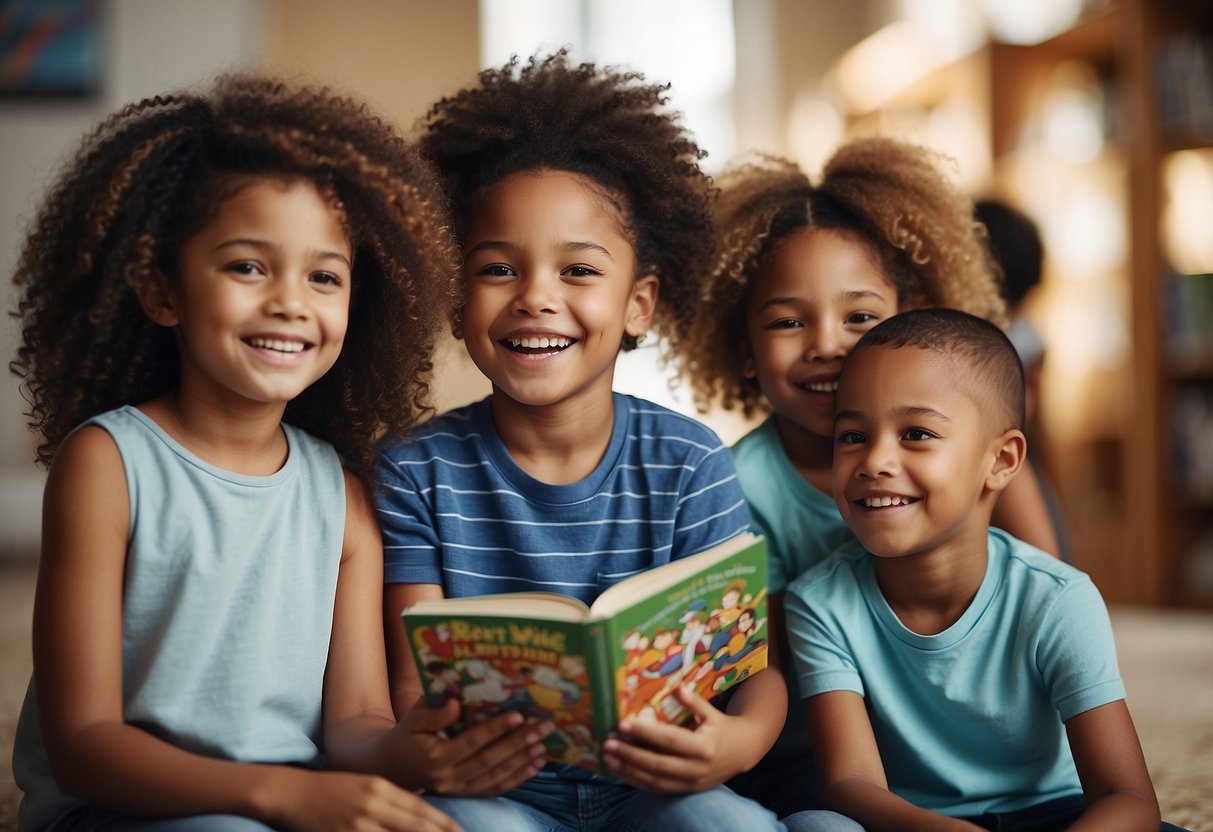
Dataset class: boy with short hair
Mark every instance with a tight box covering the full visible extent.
[783,308,1184,831]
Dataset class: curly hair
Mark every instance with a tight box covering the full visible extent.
[418,50,713,353]
[679,137,1006,417]
[9,73,460,480]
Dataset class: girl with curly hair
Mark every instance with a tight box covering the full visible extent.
[10,74,461,831]
[672,140,1064,823]
[374,52,792,832]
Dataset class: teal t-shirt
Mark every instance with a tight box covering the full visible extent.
[13,406,346,830]
[785,529,1126,817]
[731,418,854,594]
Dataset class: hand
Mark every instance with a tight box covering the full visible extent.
[398,696,552,796]
[602,685,743,793]
[275,770,462,832]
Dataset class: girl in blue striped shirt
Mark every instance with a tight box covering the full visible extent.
[374,51,790,832]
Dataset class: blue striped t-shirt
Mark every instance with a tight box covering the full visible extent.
[375,393,752,603]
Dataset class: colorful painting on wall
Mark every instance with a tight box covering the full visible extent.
[0,0,100,97]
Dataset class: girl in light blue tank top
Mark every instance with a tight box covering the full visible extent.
[9,74,462,832]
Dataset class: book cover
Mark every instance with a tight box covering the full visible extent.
[402,532,768,774]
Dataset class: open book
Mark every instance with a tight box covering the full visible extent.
[402,532,768,774]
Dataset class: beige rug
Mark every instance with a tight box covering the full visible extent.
[1,559,1209,831]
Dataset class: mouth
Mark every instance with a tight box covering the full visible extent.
[244,336,311,354]
[796,374,839,395]
[502,335,577,359]
[858,494,918,509]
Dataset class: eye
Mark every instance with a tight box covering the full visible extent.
[225,261,264,279]
[473,263,516,278]
[766,318,804,331]
[845,312,879,326]
[562,265,603,278]
[902,428,937,441]
[309,271,344,290]
[836,430,866,445]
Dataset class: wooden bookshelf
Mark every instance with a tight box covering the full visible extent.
[835,0,1213,607]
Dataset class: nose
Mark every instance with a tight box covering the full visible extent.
[855,434,898,480]
[803,321,845,362]
[514,273,558,316]
[265,276,308,319]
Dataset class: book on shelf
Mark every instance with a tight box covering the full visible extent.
[402,532,769,775]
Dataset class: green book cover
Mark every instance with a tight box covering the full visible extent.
[402,532,768,775]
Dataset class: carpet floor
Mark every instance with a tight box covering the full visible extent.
[1,559,1209,831]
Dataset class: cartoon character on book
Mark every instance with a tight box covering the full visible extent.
[642,603,712,682]
[425,660,463,701]
[514,664,582,719]
[457,658,512,709]
[412,623,454,664]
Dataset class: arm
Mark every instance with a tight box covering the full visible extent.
[992,459,1060,557]
[1063,701,1160,831]
[32,428,456,830]
[807,693,983,832]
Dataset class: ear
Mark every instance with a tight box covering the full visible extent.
[740,337,757,379]
[624,273,659,340]
[450,309,465,341]
[984,428,1026,494]
[134,272,179,328]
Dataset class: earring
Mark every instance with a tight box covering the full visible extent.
[635,333,647,346]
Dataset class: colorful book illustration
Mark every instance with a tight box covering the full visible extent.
[402,532,769,774]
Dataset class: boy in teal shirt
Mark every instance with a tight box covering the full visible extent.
[784,308,1183,832]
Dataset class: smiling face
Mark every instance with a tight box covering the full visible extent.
[744,228,899,446]
[831,344,1018,561]
[458,170,657,415]
[151,178,351,410]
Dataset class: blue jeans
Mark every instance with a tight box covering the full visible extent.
[957,794,1190,831]
[49,807,272,831]
[425,777,786,832]
[780,810,865,832]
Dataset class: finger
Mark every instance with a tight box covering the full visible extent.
[671,683,721,724]
[389,794,464,832]
[450,720,550,786]
[603,739,695,794]
[402,695,462,734]
[456,740,546,795]
[444,714,548,768]
[616,718,706,760]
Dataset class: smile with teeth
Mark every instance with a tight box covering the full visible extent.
[246,337,308,353]
[862,495,915,508]
[504,335,575,354]
[798,378,838,394]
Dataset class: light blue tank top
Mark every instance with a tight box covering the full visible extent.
[13,406,345,830]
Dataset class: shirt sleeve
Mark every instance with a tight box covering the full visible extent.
[373,445,443,585]
[1034,575,1126,721]
[784,575,865,699]
[671,442,753,560]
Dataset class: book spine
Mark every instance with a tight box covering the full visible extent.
[586,618,617,776]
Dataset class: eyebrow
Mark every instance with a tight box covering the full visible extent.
[213,238,351,268]
[755,289,888,314]
[465,239,615,260]
[835,406,951,423]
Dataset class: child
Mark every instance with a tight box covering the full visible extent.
[673,141,1064,817]
[9,74,461,831]
[374,52,788,831]
[975,197,1074,562]
[782,307,1183,832]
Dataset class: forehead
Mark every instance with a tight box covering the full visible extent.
[189,178,350,247]
[468,170,633,247]
[751,228,894,303]
[838,345,982,417]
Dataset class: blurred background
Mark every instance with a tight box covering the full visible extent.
[2,0,1212,610]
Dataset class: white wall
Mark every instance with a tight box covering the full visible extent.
[0,0,266,557]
